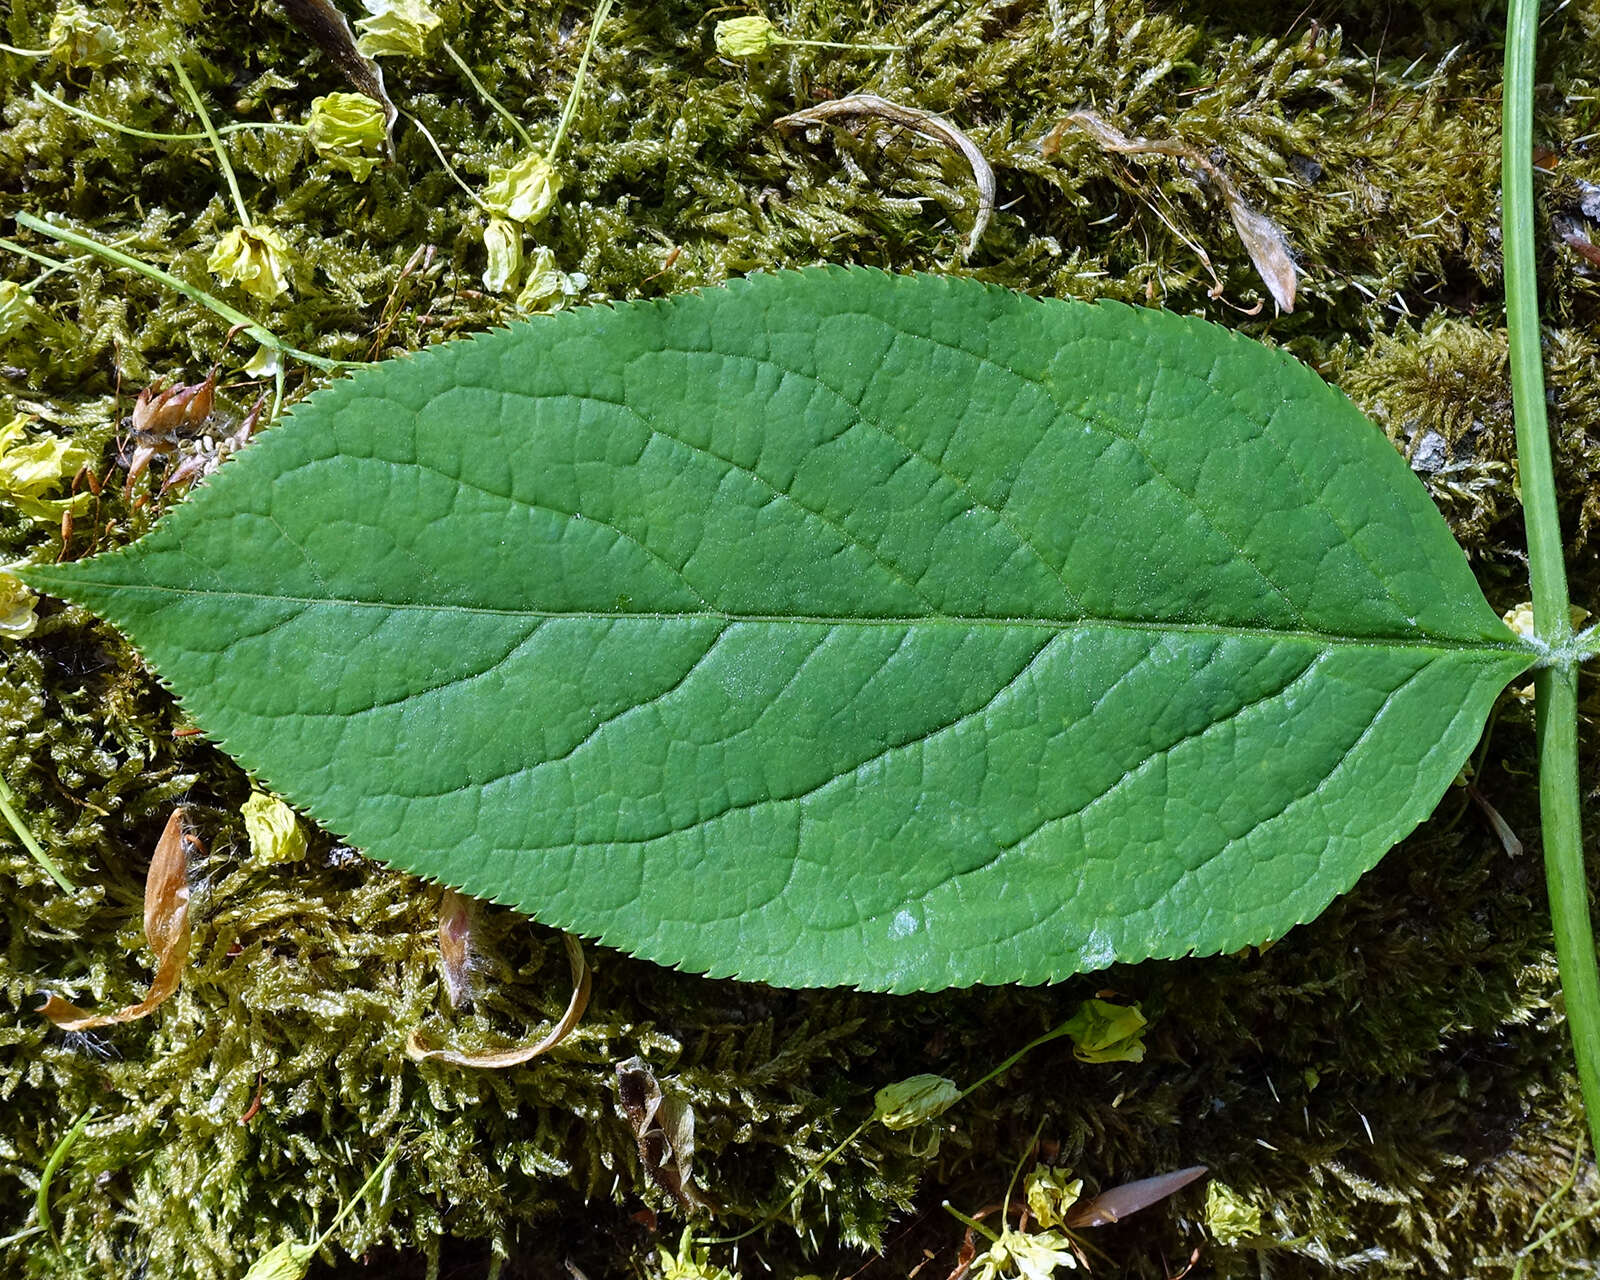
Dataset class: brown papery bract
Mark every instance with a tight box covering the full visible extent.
[1046,110,1297,314]
[38,809,192,1030]
[405,932,590,1067]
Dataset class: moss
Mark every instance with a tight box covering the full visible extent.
[2,0,1600,1276]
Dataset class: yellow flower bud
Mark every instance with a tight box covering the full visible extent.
[207,225,293,303]
[715,15,781,58]
[482,219,523,293]
[48,3,118,68]
[872,1073,959,1129]
[242,791,308,864]
[483,153,562,225]
[307,92,387,181]
[657,1229,735,1280]
[354,0,442,59]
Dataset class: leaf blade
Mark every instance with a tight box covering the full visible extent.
[23,269,1533,990]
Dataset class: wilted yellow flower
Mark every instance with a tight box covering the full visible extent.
[1204,1181,1261,1246]
[307,92,387,180]
[483,153,561,225]
[482,218,523,293]
[972,1228,1078,1280]
[242,791,308,864]
[0,571,39,640]
[354,0,442,59]
[0,413,93,524]
[1501,601,1588,639]
[513,247,582,313]
[48,3,117,68]
[872,1073,959,1129]
[657,1228,734,1280]
[1061,998,1146,1063]
[0,282,42,341]
[715,15,781,57]
[241,1240,317,1280]
[1024,1167,1084,1231]
[207,225,293,303]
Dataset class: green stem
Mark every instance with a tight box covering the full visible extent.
[308,1133,406,1252]
[0,41,50,57]
[701,1117,872,1245]
[169,54,251,227]
[441,41,537,151]
[1504,0,1600,1156]
[10,213,354,372]
[545,0,613,165]
[33,83,306,142]
[398,109,488,211]
[779,36,903,53]
[0,771,74,892]
[38,1107,96,1244]
[957,1019,1074,1102]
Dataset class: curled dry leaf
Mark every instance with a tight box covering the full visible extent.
[38,809,192,1030]
[405,932,590,1067]
[1064,1164,1209,1228]
[616,1056,707,1210]
[776,94,995,258]
[276,0,398,153]
[1046,109,1296,313]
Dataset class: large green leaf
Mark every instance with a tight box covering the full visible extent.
[23,270,1532,990]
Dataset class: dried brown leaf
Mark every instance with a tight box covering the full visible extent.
[39,809,192,1030]
[405,932,590,1067]
[1049,109,1296,312]
[776,94,995,258]
[616,1056,708,1210]
[437,887,475,1009]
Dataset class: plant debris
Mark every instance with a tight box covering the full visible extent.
[776,94,995,258]
[617,1056,708,1211]
[1046,109,1297,313]
[37,809,193,1030]
[405,932,590,1067]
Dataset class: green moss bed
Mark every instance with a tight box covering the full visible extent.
[3,0,1600,1275]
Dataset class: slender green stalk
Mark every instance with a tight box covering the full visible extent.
[777,35,902,53]
[397,109,488,210]
[441,41,537,150]
[957,1019,1074,1102]
[0,771,74,892]
[546,0,613,164]
[33,83,305,142]
[169,55,251,227]
[10,213,354,372]
[1504,0,1600,1156]
[701,1117,872,1244]
[38,1108,96,1244]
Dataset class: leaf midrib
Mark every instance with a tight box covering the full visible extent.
[56,576,1529,656]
